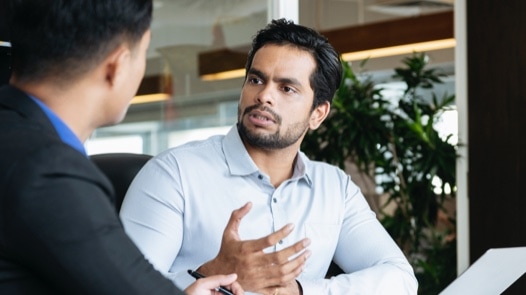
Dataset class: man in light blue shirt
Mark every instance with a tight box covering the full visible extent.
[120,19,418,295]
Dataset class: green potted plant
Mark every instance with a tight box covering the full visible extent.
[302,53,458,294]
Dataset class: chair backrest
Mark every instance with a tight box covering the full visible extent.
[90,153,152,212]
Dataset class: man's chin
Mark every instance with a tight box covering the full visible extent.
[101,113,127,128]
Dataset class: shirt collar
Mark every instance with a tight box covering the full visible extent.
[293,151,312,186]
[223,126,258,176]
[29,95,87,156]
[222,125,312,186]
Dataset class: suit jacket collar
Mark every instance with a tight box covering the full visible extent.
[0,84,60,139]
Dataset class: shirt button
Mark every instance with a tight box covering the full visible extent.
[279,240,283,244]
[258,174,263,180]
[273,198,277,203]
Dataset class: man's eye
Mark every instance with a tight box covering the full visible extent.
[283,86,295,93]
[249,77,261,84]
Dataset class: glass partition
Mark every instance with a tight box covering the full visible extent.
[88,1,268,155]
[87,0,455,156]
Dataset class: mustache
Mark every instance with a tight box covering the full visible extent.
[243,105,282,124]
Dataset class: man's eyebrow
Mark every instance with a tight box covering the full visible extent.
[276,76,302,87]
[247,68,267,80]
[248,68,303,87]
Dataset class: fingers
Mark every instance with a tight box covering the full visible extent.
[250,223,296,250]
[228,281,245,295]
[223,205,298,254]
[223,202,252,236]
[278,250,311,282]
[185,274,242,295]
[210,273,238,287]
[267,238,311,265]
[212,206,310,292]
[264,248,311,287]
[252,238,311,288]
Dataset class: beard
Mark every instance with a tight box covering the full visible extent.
[237,104,310,150]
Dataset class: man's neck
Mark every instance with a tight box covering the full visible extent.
[13,80,96,142]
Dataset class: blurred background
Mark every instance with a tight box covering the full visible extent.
[82,0,456,155]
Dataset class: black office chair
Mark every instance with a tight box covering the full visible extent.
[90,153,152,212]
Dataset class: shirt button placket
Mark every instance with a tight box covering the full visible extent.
[271,189,286,251]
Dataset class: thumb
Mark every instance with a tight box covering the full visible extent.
[198,274,237,291]
[213,273,238,286]
[223,202,252,237]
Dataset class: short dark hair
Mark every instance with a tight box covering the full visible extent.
[8,0,152,83]
[245,18,342,108]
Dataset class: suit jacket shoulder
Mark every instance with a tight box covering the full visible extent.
[0,85,182,295]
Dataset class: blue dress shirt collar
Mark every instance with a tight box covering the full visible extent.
[29,95,87,156]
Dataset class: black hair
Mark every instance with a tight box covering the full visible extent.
[245,18,342,108]
[8,0,152,83]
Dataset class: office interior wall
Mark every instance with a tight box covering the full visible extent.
[466,0,526,293]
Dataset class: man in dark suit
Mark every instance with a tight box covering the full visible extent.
[0,1,243,294]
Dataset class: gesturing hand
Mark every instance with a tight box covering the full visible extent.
[197,202,310,294]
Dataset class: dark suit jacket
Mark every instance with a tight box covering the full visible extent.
[0,85,184,294]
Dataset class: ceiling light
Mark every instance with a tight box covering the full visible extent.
[200,68,246,81]
[132,73,172,104]
[131,93,170,105]
[341,38,455,61]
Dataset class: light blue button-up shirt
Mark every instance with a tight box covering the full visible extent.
[120,126,418,294]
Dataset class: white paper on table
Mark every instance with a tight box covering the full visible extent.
[440,247,526,295]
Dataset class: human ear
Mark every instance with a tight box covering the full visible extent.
[309,101,330,130]
[103,45,130,88]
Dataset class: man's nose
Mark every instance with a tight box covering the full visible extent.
[256,85,275,105]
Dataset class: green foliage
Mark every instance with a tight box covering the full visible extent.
[302,53,458,294]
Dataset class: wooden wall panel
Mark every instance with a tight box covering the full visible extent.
[467,0,526,293]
